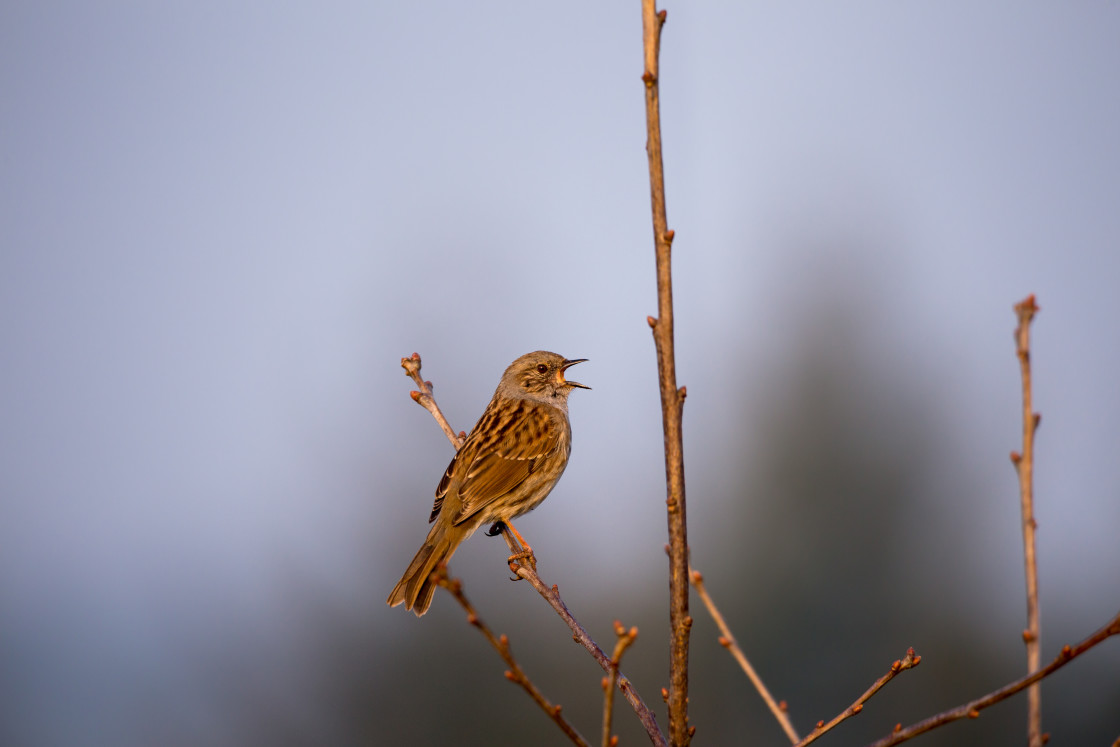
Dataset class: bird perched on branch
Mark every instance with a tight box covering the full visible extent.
[388,351,589,616]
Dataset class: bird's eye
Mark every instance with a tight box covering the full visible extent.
[536,364,548,374]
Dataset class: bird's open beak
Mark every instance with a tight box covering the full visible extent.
[559,358,590,389]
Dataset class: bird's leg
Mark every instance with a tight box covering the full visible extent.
[502,521,537,573]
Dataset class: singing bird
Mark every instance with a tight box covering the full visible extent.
[388,351,589,616]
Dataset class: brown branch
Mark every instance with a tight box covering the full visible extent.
[639,4,692,745]
[403,354,667,747]
[602,621,640,747]
[1011,294,1043,746]
[401,353,465,449]
[689,569,800,744]
[436,569,591,747]
[502,536,668,747]
[795,649,920,747]
[868,610,1120,747]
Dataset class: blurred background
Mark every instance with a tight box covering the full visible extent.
[2,2,1119,745]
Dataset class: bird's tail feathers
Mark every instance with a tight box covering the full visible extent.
[387,526,456,617]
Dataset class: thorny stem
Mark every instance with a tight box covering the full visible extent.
[1012,295,1043,746]
[639,4,692,744]
[867,610,1120,747]
[793,649,920,747]
[404,353,667,747]
[436,570,591,747]
[689,569,800,744]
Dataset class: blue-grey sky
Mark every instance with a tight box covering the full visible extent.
[2,3,1118,744]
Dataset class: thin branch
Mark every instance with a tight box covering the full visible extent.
[436,569,591,747]
[502,538,668,747]
[602,621,640,747]
[867,610,1120,747]
[401,353,464,449]
[1011,294,1043,746]
[689,569,800,744]
[403,353,667,747]
[795,649,920,747]
[639,4,692,744]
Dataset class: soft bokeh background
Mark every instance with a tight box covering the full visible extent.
[2,3,1118,745]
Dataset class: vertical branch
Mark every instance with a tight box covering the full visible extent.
[1011,294,1042,747]
[639,3,692,746]
[601,621,639,747]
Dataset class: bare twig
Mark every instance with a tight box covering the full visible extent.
[639,4,692,744]
[1011,294,1042,746]
[868,610,1120,747]
[502,538,668,747]
[794,649,920,747]
[436,569,591,747]
[403,353,667,747]
[401,353,464,449]
[689,569,800,744]
[602,621,640,747]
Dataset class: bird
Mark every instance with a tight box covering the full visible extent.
[388,351,589,616]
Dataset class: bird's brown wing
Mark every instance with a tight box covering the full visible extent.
[428,398,563,526]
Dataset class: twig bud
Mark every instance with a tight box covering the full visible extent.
[968,709,980,719]
[661,687,669,701]
[647,315,657,328]
[410,391,421,402]
[688,725,696,737]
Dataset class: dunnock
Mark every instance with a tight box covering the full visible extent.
[388,351,589,616]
